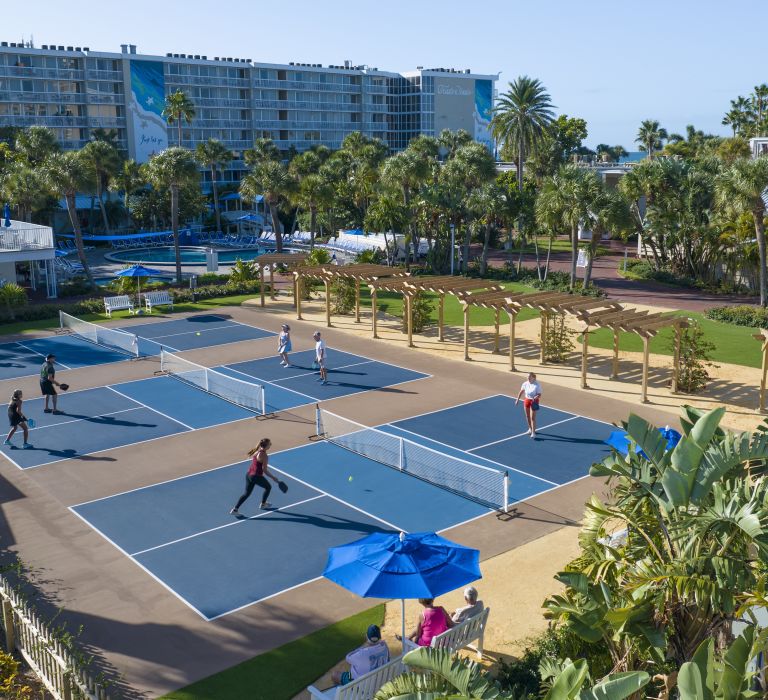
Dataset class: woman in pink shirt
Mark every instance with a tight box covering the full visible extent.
[399,598,454,646]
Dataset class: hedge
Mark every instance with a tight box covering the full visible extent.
[705,305,768,329]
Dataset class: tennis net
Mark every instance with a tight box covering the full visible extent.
[316,407,509,512]
[161,350,265,415]
[59,310,140,358]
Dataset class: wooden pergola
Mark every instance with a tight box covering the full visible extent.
[754,329,768,412]
[255,253,309,308]
[293,264,408,327]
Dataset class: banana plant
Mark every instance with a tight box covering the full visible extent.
[539,658,649,700]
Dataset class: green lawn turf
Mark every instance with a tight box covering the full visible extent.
[357,282,540,326]
[160,604,385,700]
[585,311,762,369]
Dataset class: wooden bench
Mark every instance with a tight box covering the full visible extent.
[103,295,135,318]
[143,290,173,313]
[307,654,406,700]
[403,606,489,659]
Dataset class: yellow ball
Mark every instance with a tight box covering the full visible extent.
[195,332,201,336]
[348,476,353,482]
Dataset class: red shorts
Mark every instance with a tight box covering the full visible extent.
[523,398,539,410]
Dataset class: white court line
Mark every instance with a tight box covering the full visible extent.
[15,341,73,370]
[467,416,579,452]
[105,386,195,431]
[206,576,325,621]
[223,365,319,403]
[27,407,143,432]
[386,423,557,486]
[266,359,374,383]
[129,494,325,556]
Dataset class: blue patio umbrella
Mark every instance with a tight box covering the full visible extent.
[605,426,682,457]
[323,531,481,649]
[115,264,166,308]
[3,203,11,227]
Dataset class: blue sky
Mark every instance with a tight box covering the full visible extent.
[8,0,767,148]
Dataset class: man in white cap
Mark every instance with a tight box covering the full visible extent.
[313,331,328,385]
[451,586,484,624]
[331,624,390,686]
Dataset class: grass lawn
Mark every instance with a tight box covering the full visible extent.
[0,294,257,337]
[586,311,762,369]
[357,283,540,326]
[160,604,385,700]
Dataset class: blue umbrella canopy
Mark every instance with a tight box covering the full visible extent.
[3,203,11,227]
[115,264,165,278]
[605,427,682,457]
[323,531,481,599]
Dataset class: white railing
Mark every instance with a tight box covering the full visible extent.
[0,221,54,252]
[0,574,111,699]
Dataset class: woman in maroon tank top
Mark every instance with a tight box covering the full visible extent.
[230,438,280,514]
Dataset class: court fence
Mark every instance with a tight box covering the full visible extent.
[0,572,110,699]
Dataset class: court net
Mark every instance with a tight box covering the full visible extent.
[161,349,265,415]
[316,406,509,512]
[59,310,140,358]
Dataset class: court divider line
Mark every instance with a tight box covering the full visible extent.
[467,416,580,452]
[15,341,74,370]
[384,423,558,487]
[105,386,196,431]
[67,506,212,622]
[265,359,375,383]
[129,494,326,556]
[27,407,144,432]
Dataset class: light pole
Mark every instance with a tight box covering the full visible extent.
[449,223,455,275]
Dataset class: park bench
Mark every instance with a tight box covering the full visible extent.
[403,606,490,659]
[307,654,406,700]
[103,295,135,318]
[143,290,173,313]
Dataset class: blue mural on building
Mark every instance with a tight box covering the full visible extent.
[474,79,493,151]
[129,60,168,162]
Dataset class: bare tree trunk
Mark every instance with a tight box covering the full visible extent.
[755,208,767,307]
[583,232,601,288]
[211,165,222,233]
[543,234,553,281]
[97,179,110,233]
[463,223,472,274]
[570,224,578,289]
[480,223,492,275]
[270,200,283,253]
[66,192,95,289]
[309,206,317,250]
[171,185,182,284]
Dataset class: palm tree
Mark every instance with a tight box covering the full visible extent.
[162,90,196,147]
[292,173,332,249]
[240,161,295,252]
[716,157,768,306]
[244,137,280,167]
[364,194,408,265]
[43,151,95,287]
[80,140,120,233]
[143,147,199,283]
[437,128,472,159]
[109,159,144,225]
[15,126,60,166]
[636,119,668,159]
[490,76,555,193]
[90,127,121,149]
[195,138,233,233]
[582,186,632,288]
[1,164,50,222]
[467,182,507,275]
[753,84,768,136]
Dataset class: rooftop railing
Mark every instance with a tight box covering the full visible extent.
[0,221,54,252]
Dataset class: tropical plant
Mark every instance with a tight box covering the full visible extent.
[15,126,60,166]
[162,90,196,147]
[293,173,333,249]
[109,159,144,224]
[0,283,27,320]
[43,151,95,287]
[80,139,120,232]
[195,138,233,233]
[364,195,408,266]
[240,160,295,252]
[0,163,50,222]
[672,319,716,394]
[595,144,628,163]
[635,119,668,159]
[143,147,200,283]
[437,128,472,159]
[229,258,259,283]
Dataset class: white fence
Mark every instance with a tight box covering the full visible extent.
[0,574,110,699]
[0,221,54,252]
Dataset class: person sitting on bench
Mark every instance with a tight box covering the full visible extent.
[331,624,390,686]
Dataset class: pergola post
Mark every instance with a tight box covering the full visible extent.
[292,274,298,310]
[509,310,516,372]
[493,307,500,353]
[260,265,266,307]
[756,332,768,412]
[539,312,548,363]
[641,334,650,403]
[438,294,445,342]
[581,327,590,389]
[372,287,378,339]
[355,278,361,323]
[406,294,414,348]
[296,274,303,320]
[611,328,620,379]
[324,278,332,327]
[671,323,681,394]
[463,304,471,361]
[269,265,275,299]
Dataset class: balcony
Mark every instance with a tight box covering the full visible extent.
[0,221,54,256]
[0,66,85,80]
[0,91,87,103]
[252,78,362,92]
[256,99,360,111]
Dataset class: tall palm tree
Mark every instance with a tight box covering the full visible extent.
[466,182,507,275]
[490,76,555,193]
[162,90,196,147]
[364,194,408,265]
[716,157,768,306]
[240,161,295,252]
[195,138,233,233]
[80,140,120,233]
[1,164,50,222]
[437,128,472,159]
[753,84,768,136]
[43,151,95,287]
[292,173,332,249]
[15,126,60,166]
[244,137,281,167]
[636,119,668,159]
[143,147,199,283]
[109,159,144,225]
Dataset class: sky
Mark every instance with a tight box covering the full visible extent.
[7,0,768,148]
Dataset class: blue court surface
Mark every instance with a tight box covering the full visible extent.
[70,394,614,620]
[0,315,274,381]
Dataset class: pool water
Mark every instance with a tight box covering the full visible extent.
[106,246,272,266]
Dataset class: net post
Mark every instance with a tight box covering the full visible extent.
[315,404,322,437]
[503,472,509,513]
[399,437,404,471]
[204,367,209,393]
[58,309,64,331]
[260,385,266,416]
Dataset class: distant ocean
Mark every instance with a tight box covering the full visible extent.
[619,151,646,163]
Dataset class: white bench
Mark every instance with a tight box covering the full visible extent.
[403,606,489,659]
[103,295,135,318]
[307,654,406,700]
[143,290,174,313]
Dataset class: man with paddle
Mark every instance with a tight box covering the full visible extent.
[40,354,67,415]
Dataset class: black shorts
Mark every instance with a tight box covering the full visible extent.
[40,380,56,396]
[8,413,22,427]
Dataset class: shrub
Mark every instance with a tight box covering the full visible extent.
[59,276,96,297]
[196,272,230,286]
[0,283,27,320]
[544,313,575,363]
[671,319,716,394]
[229,258,259,283]
[0,650,34,700]
[401,291,434,333]
[705,305,768,328]
[466,264,604,297]
[355,249,384,265]
[331,278,355,314]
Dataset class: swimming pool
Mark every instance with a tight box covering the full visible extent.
[105,246,285,266]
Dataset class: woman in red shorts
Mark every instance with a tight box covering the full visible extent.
[515,372,542,438]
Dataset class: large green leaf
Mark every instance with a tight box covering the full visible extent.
[719,626,754,700]
[579,671,650,700]
[543,659,590,700]
[678,661,706,700]
[626,413,668,467]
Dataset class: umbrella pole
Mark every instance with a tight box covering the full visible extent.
[401,599,406,655]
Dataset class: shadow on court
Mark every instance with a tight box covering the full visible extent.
[51,413,160,429]
[237,510,389,535]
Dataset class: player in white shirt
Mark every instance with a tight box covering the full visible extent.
[515,372,542,438]
[313,331,328,385]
